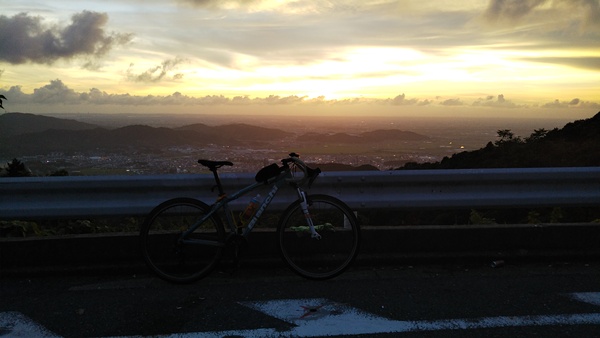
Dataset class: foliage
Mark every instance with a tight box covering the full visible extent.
[0,158,69,177]
[1,158,32,177]
[398,111,600,169]
[0,220,42,237]
[469,209,496,225]
[0,217,143,238]
[550,207,564,223]
[527,211,541,224]
[494,129,522,146]
[353,206,600,227]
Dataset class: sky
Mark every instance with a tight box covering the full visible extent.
[1,0,599,119]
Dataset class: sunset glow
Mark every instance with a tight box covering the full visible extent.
[1,0,599,118]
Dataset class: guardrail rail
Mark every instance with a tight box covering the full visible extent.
[2,167,599,220]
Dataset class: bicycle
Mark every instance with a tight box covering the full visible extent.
[140,153,360,283]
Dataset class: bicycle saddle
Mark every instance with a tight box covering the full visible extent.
[198,159,234,170]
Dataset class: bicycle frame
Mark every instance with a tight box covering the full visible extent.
[180,165,321,245]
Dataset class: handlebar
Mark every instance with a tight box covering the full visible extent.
[281,153,321,188]
[200,153,321,188]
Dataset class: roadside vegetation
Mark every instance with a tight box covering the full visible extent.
[399,112,600,169]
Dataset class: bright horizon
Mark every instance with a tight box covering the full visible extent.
[1,0,599,119]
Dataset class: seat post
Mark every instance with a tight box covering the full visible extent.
[210,168,226,196]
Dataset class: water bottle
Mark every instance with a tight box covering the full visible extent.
[239,194,260,226]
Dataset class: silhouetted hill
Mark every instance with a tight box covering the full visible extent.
[0,124,244,156]
[398,112,600,169]
[177,123,288,142]
[0,112,427,162]
[3,128,110,155]
[299,129,429,143]
[108,125,224,148]
[361,129,429,142]
[0,112,97,137]
[0,114,296,156]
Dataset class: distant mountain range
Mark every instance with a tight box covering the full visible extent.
[0,112,430,157]
[0,112,97,137]
[299,129,428,143]
[398,111,600,169]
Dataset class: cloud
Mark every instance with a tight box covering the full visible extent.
[2,79,598,111]
[567,98,600,109]
[483,0,547,23]
[126,58,186,83]
[542,98,600,109]
[31,79,81,104]
[0,11,132,65]
[518,57,600,71]
[176,0,264,10]
[387,93,422,106]
[567,0,600,31]
[473,94,520,108]
[482,0,600,32]
[440,98,464,106]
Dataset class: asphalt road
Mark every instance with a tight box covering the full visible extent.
[2,258,600,337]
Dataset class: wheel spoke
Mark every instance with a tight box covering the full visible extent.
[278,194,360,280]
[140,198,225,283]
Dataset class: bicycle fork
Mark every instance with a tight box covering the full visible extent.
[297,188,322,240]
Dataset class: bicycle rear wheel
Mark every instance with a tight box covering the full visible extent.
[277,194,360,280]
[140,198,225,283]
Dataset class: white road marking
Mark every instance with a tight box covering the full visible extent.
[0,311,59,337]
[5,292,600,337]
[160,296,600,337]
[570,292,600,307]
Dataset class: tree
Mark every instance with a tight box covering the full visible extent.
[525,128,548,142]
[494,129,522,146]
[0,94,6,110]
[2,158,32,177]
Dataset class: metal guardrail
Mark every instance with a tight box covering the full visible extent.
[1,167,600,220]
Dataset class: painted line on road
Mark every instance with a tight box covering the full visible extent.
[0,311,59,337]
[165,295,600,337]
[4,292,600,337]
[570,292,600,307]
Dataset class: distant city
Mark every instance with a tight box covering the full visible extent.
[1,112,576,176]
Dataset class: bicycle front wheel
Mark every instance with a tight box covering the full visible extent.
[140,198,225,283]
[277,194,360,280]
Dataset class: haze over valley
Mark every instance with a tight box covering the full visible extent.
[0,111,581,176]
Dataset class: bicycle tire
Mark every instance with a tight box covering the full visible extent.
[140,197,225,283]
[277,194,360,280]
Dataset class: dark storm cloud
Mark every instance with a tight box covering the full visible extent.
[0,11,132,65]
